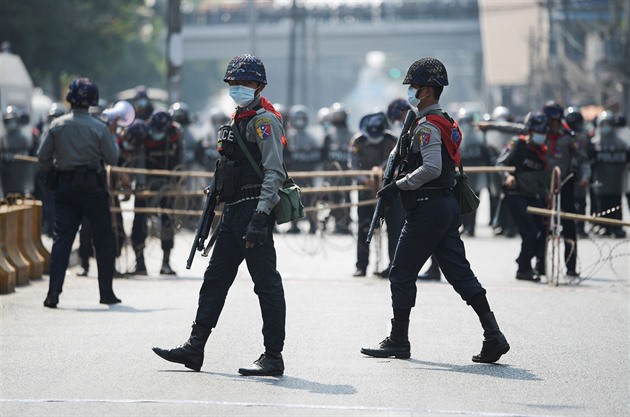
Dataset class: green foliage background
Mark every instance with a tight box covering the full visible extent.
[0,0,166,101]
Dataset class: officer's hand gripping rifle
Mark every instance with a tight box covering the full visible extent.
[186,181,218,269]
[366,110,416,244]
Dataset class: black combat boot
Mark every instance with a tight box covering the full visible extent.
[132,247,147,276]
[361,319,411,359]
[78,258,89,277]
[472,311,510,363]
[160,250,176,275]
[152,322,212,371]
[238,352,285,376]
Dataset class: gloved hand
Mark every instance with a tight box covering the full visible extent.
[376,181,400,206]
[244,211,268,248]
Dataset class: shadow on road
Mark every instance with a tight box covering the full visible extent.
[406,358,541,381]
[198,372,357,395]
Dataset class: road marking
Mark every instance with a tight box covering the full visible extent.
[0,398,561,417]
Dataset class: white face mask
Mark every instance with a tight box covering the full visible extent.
[229,85,256,107]
[531,133,546,145]
[407,86,429,108]
[150,130,166,141]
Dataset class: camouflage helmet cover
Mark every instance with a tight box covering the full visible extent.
[223,54,267,85]
[403,57,449,86]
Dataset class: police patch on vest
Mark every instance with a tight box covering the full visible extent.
[255,117,272,140]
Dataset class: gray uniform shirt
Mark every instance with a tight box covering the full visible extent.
[396,103,444,191]
[38,108,119,172]
[240,99,287,214]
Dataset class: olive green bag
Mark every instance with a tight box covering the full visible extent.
[453,163,480,215]
[231,125,304,224]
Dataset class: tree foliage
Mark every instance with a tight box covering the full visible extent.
[0,0,166,100]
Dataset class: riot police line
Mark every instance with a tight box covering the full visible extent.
[10,153,630,233]
[10,152,520,218]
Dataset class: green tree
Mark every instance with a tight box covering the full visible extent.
[0,0,166,100]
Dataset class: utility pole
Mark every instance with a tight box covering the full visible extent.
[167,0,183,104]
[248,0,257,55]
[623,0,630,116]
[287,0,297,108]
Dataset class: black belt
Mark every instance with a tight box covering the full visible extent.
[223,185,262,204]
[57,171,76,182]
[415,188,451,201]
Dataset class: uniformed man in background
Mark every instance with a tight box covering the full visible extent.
[37,77,121,308]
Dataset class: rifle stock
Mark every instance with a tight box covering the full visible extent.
[366,111,416,244]
[186,182,217,269]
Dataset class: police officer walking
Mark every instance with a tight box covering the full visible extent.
[37,78,121,308]
[153,54,288,376]
[361,58,509,363]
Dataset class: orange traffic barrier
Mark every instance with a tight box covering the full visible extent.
[0,204,17,294]
[22,198,50,274]
[0,205,32,286]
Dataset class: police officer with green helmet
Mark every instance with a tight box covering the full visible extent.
[361,57,510,364]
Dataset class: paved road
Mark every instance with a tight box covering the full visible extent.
[1,212,628,417]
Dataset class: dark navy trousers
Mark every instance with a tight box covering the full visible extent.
[195,199,286,353]
[505,193,546,273]
[48,179,116,299]
[389,193,485,309]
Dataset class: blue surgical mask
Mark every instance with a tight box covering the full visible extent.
[407,86,429,108]
[229,85,256,107]
[407,86,420,107]
[531,133,546,145]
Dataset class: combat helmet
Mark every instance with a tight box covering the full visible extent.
[223,54,267,85]
[403,57,449,86]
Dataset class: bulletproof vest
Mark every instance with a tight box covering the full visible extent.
[144,126,181,171]
[508,138,549,196]
[324,126,353,163]
[214,110,264,202]
[354,134,396,170]
[286,128,322,169]
[402,141,456,189]
[592,134,628,195]
[401,114,457,190]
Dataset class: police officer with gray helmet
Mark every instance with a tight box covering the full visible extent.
[361,57,510,363]
[37,77,121,308]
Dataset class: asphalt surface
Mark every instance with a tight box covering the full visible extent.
[1,199,628,417]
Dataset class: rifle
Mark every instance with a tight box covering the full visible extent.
[366,110,416,244]
[186,181,218,269]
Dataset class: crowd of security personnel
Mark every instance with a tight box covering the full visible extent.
[1,63,628,297]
